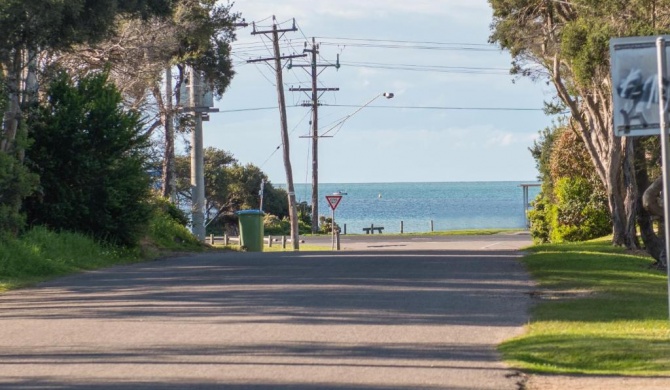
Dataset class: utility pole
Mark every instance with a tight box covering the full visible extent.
[189,68,206,241]
[181,20,248,240]
[183,67,220,242]
[165,20,249,205]
[249,17,306,250]
[290,38,339,233]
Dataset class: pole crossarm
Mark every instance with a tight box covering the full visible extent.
[179,107,220,113]
[289,63,339,68]
[289,87,340,92]
[247,54,306,63]
[251,18,297,35]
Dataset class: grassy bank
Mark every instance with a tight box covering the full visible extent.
[0,227,143,291]
[500,237,670,376]
[0,211,204,292]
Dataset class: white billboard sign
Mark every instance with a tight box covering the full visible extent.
[610,35,670,137]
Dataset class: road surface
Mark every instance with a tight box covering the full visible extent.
[0,235,533,389]
[303,231,532,251]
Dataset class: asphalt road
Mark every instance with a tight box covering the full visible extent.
[0,235,533,389]
[303,232,533,251]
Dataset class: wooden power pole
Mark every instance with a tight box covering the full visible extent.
[290,38,339,233]
[249,17,306,250]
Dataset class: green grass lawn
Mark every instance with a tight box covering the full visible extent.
[500,237,670,376]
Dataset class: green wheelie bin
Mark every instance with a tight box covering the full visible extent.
[236,210,265,252]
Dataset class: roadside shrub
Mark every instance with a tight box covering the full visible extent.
[263,214,287,235]
[153,197,189,226]
[263,213,312,235]
[528,122,611,244]
[146,204,202,250]
[318,216,340,234]
[24,71,152,247]
[528,191,552,244]
[549,177,611,242]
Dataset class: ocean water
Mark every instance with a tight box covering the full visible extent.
[289,181,540,234]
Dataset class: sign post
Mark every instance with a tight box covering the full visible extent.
[610,35,670,321]
[325,195,343,250]
[656,37,670,322]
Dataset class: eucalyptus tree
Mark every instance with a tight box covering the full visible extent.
[489,0,670,249]
[0,0,173,152]
[162,0,239,200]
[49,0,240,201]
[0,0,173,235]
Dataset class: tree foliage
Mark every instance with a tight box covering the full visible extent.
[24,71,153,246]
[49,0,239,108]
[45,0,240,205]
[175,147,289,233]
[0,0,177,238]
[173,0,239,97]
[0,0,172,59]
[489,0,670,249]
[0,143,38,236]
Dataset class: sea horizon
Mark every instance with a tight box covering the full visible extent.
[275,181,541,234]
[281,179,541,186]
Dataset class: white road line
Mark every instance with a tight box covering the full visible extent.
[481,242,502,249]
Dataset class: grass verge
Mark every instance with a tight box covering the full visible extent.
[500,237,670,376]
[0,227,144,292]
[0,207,206,292]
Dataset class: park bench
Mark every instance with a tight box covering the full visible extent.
[362,226,384,234]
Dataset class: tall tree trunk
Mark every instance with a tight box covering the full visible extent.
[1,50,23,154]
[608,144,627,246]
[636,139,663,263]
[622,137,639,248]
[161,67,176,202]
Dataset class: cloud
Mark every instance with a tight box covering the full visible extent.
[486,132,514,147]
[232,0,489,22]
[313,125,538,182]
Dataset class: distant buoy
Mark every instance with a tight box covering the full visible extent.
[378,193,382,199]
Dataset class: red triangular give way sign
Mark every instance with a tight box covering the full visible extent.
[325,195,342,210]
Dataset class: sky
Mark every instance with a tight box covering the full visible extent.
[200,0,555,185]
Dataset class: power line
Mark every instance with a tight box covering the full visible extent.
[317,36,498,52]
[321,104,544,111]
[232,36,501,56]
[215,105,544,113]
[339,61,509,74]
[259,108,312,168]
[315,36,493,47]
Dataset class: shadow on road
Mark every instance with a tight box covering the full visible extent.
[0,250,531,327]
